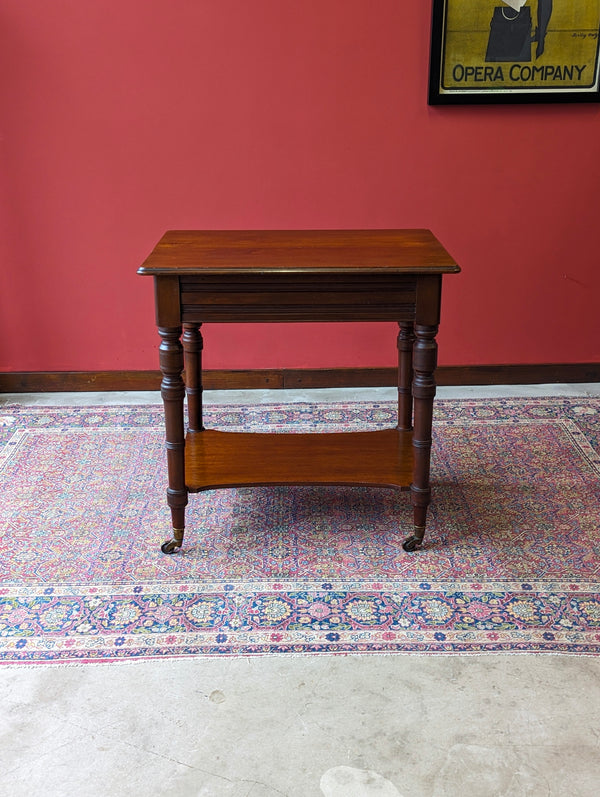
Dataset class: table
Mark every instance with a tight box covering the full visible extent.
[138,230,460,553]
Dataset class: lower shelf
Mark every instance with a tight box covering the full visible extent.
[184,428,414,491]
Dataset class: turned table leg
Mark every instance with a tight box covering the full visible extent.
[183,323,204,432]
[159,325,187,553]
[403,323,438,552]
[397,322,415,431]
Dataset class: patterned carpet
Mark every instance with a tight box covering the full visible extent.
[1,398,599,663]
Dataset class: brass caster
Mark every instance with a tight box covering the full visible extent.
[160,529,184,554]
[402,534,423,553]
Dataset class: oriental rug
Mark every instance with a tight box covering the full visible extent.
[1,398,599,664]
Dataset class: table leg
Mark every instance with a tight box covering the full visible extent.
[397,322,415,431]
[183,323,204,432]
[404,323,438,552]
[158,326,187,553]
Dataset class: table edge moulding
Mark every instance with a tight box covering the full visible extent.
[138,230,460,554]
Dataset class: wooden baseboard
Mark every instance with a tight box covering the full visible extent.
[1,363,599,393]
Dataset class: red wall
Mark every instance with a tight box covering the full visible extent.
[1,0,599,372]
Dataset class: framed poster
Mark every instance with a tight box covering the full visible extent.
[429,0,600,104]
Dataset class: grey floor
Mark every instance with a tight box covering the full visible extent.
[2,385,600,797]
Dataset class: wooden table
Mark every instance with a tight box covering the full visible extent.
[138,230,460,553]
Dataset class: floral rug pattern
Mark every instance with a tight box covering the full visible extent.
[1,398,599,663]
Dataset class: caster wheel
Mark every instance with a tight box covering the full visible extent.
[161,539,180,554]
[402,535,422,553]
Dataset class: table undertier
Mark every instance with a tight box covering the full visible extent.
[184,428,414,492]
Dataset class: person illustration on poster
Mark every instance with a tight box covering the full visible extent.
[533,0,553,57]
[486,0,553,62]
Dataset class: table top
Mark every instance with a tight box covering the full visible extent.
[137,230,460,276]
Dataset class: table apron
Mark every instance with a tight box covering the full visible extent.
[181,305,417,323]
[178,274,420,324]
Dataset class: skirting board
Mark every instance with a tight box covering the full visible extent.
[1,364,600,393]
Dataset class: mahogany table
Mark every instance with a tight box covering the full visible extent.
[138,230,460,553]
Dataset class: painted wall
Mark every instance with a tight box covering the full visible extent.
[1,0,599,372]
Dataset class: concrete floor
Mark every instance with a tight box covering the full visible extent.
[2,385,600,796]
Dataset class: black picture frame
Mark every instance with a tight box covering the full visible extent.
[428,0,600,104]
